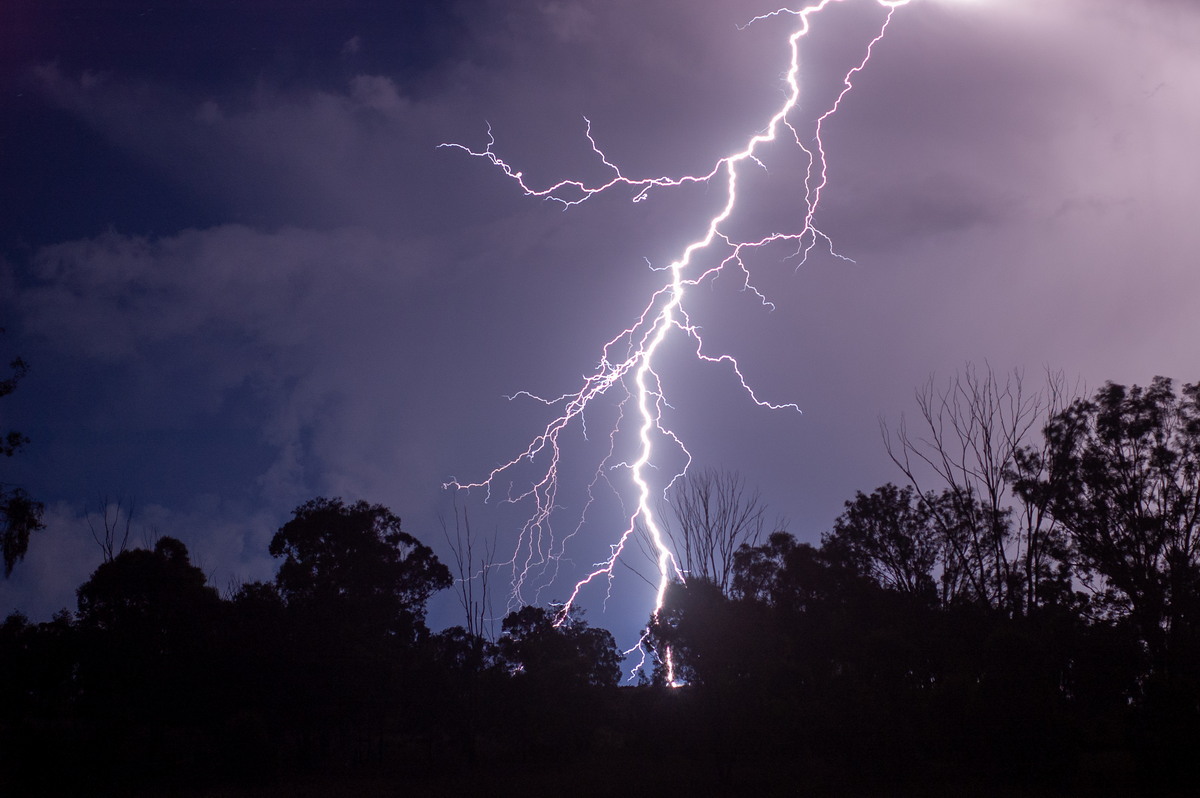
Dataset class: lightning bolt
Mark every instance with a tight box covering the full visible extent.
[443,0,911,683]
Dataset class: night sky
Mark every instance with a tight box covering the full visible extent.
[2,0,1198,654]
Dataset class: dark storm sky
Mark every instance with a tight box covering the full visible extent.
[2,0,1198,649]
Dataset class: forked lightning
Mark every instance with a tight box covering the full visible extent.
[443,0,912,682]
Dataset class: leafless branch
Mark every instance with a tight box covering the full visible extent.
[441,497,498,641]
[87,495,133,563]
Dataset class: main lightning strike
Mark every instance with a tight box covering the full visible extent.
[443,0,911,681]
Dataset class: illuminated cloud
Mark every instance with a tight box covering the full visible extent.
[1,0,1196,646]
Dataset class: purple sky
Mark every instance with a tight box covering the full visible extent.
[2,0,1198,652]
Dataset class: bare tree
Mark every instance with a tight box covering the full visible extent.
[88,495,134,563]
[441,499,497,642]
[662,468,780,596]
[881,365,1075,615]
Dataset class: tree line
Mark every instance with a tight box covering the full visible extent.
[1,497,626,794]
[649,371,1200,794]
[2,369,1199,795]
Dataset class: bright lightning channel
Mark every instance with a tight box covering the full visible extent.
[442,0,911,683]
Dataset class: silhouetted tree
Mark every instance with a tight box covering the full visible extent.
[649,578,776,689]
[882,366,1074,615]
[487,606,622,762]
[214,580,291,782]
[76,536,218,635]
[270,496,452,643]
[498,606,620,689]
[426,624,503,762]
[11,379,1200,794]
[441,499,497,641]
[0,609,77,720]
[224,579,290,707]
[0,609,80,792]
[823,483,939,601]
[87,495,134,563]
[431,624,500,679]
[1027,378,1200,674]
[267,498,452,764]
[1,341,44,576]
[663,467,776,595]
[731,531,867,614]
[73,534,226,790]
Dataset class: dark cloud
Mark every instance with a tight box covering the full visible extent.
[0,0,473,91]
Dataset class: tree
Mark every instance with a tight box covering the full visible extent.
[269,497,452,642]
[221,580,292,745]
[662,467,776,596]
[497,606,620,689]
[0,609,77,721]
[881,365,1073,615]
[1026,378,1200,671]
[265,499,452,762]
[76,536,219,633]
[1,342,44,576]
[87,496,134,563]
[75,537,224,728]
[441,499,497,642]
[647,578,779,690]
[823,483,939,600]
[731,531,869,615]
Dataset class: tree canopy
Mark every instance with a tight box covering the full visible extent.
[269,496,452,641]
[1024,377,1200,671]
[498,605,621,689]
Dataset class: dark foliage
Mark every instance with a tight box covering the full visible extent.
[1,342,44,576]
[270,496,452,641]
[3,380,1200,795]
[498,605,621,689]
[1023,379,1200,670]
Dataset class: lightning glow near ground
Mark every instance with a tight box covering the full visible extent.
[443,0,913,682]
